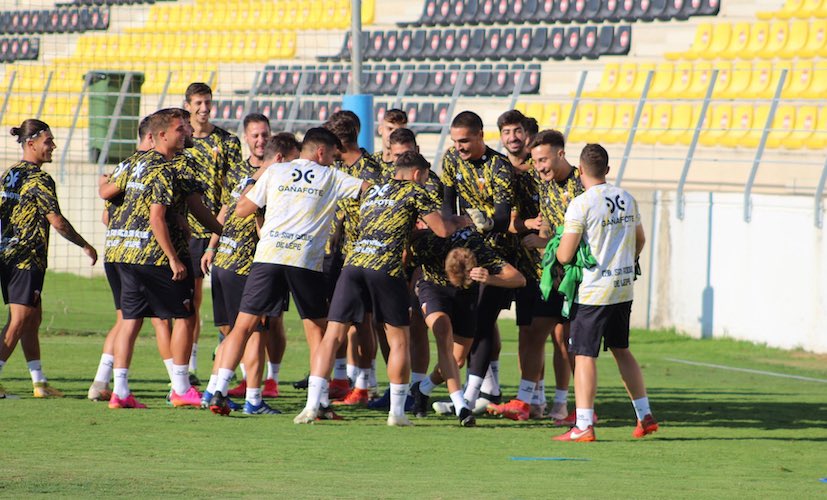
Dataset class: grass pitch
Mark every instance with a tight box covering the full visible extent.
[0,273,825,498]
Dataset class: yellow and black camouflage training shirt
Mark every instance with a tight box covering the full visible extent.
[186,125,243,239]
[105,150,149,223]
[0,160,61,271]
[328,149,382,256]
[512,160,544,281]
[345,179,440,279]
[538,167,583,229]
[411,227,506,288]
[213,158,260,276]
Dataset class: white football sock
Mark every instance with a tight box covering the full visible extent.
[305,375,327,411]
[215,368,234,395]
[480,361,501,396]
[463,374,484,406]
[206,374,218,394]
[267,362,280,382]
[113,368,129,399]
[27,360,46,383]
[355,368,370,390]
[368,360,377,388]
[450,390,467,416]
[346,363,357,382]
[171,364,190,395]
[188,343,198,372]
[517,379,536,404]
[239,362,247,380]
[333,358,347,380]
[632,397,651,420]
[163,358,174,381]
[389,383,408,417]
[94,353,114,384]
[418,376,437,396]
[575,408,595,431]
[411,372,426,384]
[554,388,568,404]
[246,387,262,406]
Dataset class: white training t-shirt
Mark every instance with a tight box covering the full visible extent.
[563,183,641,306]
[245,158,362,271]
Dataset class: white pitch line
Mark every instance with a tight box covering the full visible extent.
[664,357,827,384]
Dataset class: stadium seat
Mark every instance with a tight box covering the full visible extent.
[649,62,675,98]
[578,26,600,59]
[661,0,689,20]
[418,102,438,132]
[434,102,451,129]
[449,28,471,60]
[660,104,696,146]
[393,30,415,61]
[607,25,632,55]
[615,0,636,22]
[759,21,790,59]
[526,27,548,60]
[697,0,720,16]
[596,0,621,22]
[458,0,481,25]
[480,28,502,60]
[766,105,797,148]
[567,103,600,144]
[618,62,655,98]
[719,60,752,99]
[508,27,533,61]
[704,23,732,59]
[574,0,601,22]
[668,22,713,60]
[425,63,447,95]
[382,30,400,60]
[800,19,827,58]
[439,28,458,58]
[544,27,565,59]
[779,20,809,59]
[324,66,349,95]
[585,62,620,97]
[804,106,827,149]
[364,64,385,95]
[491,0,510,23]
[518,63,542,94]
[687,62,713,97]
[718,22,750,60]
[407,64,430,94]
[366,30,386,60]
[710,61,732,98]
[472,63,493,95]
[635,103,662,145]
[552,0,576,23]
[381,64,403,95]
[421,30,442,60]
[484,64,509,96]
[558,27,581,60]
[699,103,732,147]
[783,61,814,98]
[720,104,755,148]
[758,0,805,19]
[546,102,572,130]
[447,0,468,25]
[741,21,770,59]
[605,103,636,144]
[404,102,422,132]
[738,105,771,148]
[460,66,480,95]
[637,0,668,22]
[784,105,817,149]
[496,28,518,59]
[413,0,441,27]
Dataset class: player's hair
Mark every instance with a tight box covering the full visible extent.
[383,108,408,125]
[580,143,610,177]
[388,127,417,147]
[394,150,430,171]
[184,82,212,102]
[450,110,484,133]
[496,109,526,131]
[243,113,270,131]
[10,119,50,145]
[301,127,342,152]
[522,116,539,139]
[528,129,566,150]
[332,110,361,133]
[445,247,477,289]
[263,132,301,160]
[147,108,186,135]
[137,115,151,141]
[324,112,359,147]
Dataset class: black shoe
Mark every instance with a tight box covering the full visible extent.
[293,375,309,390]
[410,381,429,418]
[209,391,230,416]
[317,404,344,421]
[189,372,201,387]
[458,407,476,427]
[479,391,501,405]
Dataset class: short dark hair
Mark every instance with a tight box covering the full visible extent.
[138,115,151,141]
[384,108,408,125]
[148,108,187,135]
[324,112,359,146]
[528,129,566,150]
[388,127,416,147]
[185,82,212,102]
[496,109,526,131]
[450,111,484,134]
[394,150,430,171]
[333,110,361,133]
[301,127,342,151]
[243,113,270,131]
[522,117,539,138]
[579,143,609,176]
[10,119,50,145]
[263,132,301,160]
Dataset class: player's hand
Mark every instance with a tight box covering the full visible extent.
[521,233,547,250]
[98,174,110,187]
[469,266,490,284]
[169,258,188,281]
[466,208,494,232]
[83,244,98,266]
[524,216,543,231]
[200,250,214,276]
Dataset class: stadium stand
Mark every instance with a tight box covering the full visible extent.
[0,5,110,35]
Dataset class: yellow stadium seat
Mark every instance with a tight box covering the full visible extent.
[546,103,572,130]
[720,105,755,148]
[318,0,341,30]
[738,105,771,148]
[661,104,696,146]
[687,62,713,98]
[584,63,620,98]
[251,32,272,61]
[639,103,671,145]
[704,23,732,59]
[649,62,675,98]
[719,22,751,59]
[589,103,618,142]
[758,0,804,19]
[806,60,827,97]
[804,106,827,149]
[362,0,375,24]
[568,103,600,144]
[746,61,775,98]
[800,19,827,57]
[783,60,815,98]
[281,32,298,58]
[785,105,818,148]
[664,61,693,98]
[667,22,713,60]
[603,104,636,144]
[718,61,751,99]
[618,63,655,98]
[766,105,797,148]
[710,61,732,98]
[699,104,732,147]
[742,21,770,58]
[780,20,809,58]
[522,102,544,124]
[760,21,790,59]
[801,0,826,17]
[515,102,529,116]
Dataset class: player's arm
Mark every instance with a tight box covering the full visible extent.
[635,223,646,257]
[186,193,222,235]
[46,212,97,265]
[149,203,187,281]
[556,232,581,265]
[421,211,467,238]
[101,208,109,226]
[201,205,227,275]
[98,174,123,200]
[236,194,261,218]
[469,263,525,289]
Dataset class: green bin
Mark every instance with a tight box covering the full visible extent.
[87,71,144,164]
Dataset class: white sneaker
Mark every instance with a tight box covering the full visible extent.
[549,402,569,421]
[472,397,493,415]
[432,401,455,415]
[293,407,319,424]
[387,413,414,427]
[87,381,111,401]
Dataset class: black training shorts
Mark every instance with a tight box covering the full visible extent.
[416,279,478,339]
[239,262,325,320]
[328,266,411,327]
[568,301,632,358]
[0,265,45,307]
